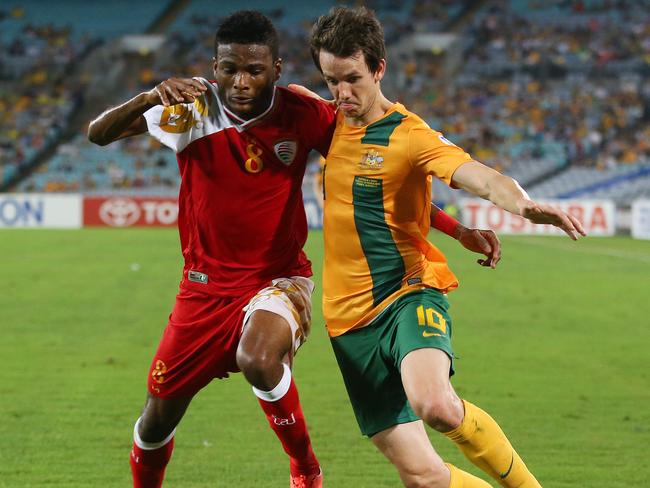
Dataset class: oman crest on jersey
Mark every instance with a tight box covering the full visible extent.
[274,140,297,165]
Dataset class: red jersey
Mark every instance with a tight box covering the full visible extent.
[144,79,335,296]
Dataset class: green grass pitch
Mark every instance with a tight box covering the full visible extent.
[1,229,649,487]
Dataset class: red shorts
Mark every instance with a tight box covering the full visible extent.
[147,286,254,398]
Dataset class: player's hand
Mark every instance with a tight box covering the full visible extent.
[288,84,336,107]
[517,199,587,240]
[146,78,207,107]
[457,226,501,268]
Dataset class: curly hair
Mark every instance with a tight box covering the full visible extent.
[215,10,279,59]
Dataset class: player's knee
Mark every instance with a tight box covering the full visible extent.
[411,396,463,432]
[236,346,282,389]
[236,346,269,375]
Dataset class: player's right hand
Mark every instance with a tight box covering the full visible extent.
[146,78,208,107]
[517,199,587,240]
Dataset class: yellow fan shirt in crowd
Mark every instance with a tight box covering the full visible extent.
[322,103,474,337]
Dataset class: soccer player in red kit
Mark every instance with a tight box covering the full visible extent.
[87,9,501,488]
[88,11,334,488]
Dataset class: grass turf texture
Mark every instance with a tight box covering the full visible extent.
[1,229,649,487]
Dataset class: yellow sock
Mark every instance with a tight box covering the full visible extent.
[447,463,493,487]
[444,400,542,488]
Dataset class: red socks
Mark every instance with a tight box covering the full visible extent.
[254,364,320,476]
[129,365,318,485]
[129,418,175,488]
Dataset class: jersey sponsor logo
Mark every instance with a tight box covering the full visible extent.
[274,140,297,166]
[99,198,141,227]
[244,143,264,173]
[188,270,209,284]
[358,149,384,170]
[151,359,168,384]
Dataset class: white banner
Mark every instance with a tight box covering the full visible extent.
[460,199,616,236]
[0,194,82,229]
[631,199,650,240]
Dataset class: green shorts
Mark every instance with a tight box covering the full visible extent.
[330,289,454,437]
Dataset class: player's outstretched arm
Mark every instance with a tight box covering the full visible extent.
[451,161,587,240]
[87,78,207,146]
[430,204,501,268]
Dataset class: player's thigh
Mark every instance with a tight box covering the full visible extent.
[240,276,315,363]
[390,289,462,429]
[148,288,248,398]
[371,420,450,487]
[238,309,293,361]
[236,309,292,389]
[401,348,463,430]
[330,319,419,437]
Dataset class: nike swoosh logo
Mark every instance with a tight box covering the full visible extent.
[422,331,442,337]
[499,452,514,479]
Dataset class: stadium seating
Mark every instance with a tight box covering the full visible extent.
[0,0,171,41]
[0,0,174,189]
[4,0,650,205]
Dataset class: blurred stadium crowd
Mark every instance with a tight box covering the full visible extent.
[1,0,649,204]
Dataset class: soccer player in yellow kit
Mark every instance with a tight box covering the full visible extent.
[304,6,586,488]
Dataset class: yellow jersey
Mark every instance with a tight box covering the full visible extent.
[323,103,473,337]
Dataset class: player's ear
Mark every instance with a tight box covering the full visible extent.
[274,58,282,82]
[374,59,386,83]
[212,57,218,77]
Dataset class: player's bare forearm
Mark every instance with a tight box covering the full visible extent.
[452,162,527,214]
[88,78,206,146]
[87,92,153,146]
[452,161,586,239]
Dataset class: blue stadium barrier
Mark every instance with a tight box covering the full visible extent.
[559,165,650,199]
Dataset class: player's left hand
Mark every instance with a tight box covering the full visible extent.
[288,84,336,107]
[457,226,501,268]
[517,199,587,240]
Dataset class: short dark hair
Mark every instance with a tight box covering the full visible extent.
[215,10,279,59]
[310,6,385,74]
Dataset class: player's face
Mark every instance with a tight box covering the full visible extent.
[319,50,385,123]
[213,43,281,119]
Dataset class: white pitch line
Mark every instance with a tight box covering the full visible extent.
[513,237,650,265]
